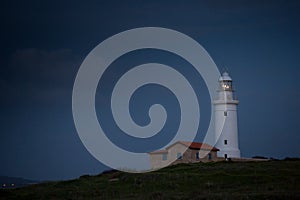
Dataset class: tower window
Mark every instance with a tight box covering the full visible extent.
[224,111,227,116]
[224,140,227,145]
[208,153,212,160]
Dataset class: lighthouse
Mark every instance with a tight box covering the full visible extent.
[213,72,241,158]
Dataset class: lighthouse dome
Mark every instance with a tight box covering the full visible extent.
[219,72,232,81]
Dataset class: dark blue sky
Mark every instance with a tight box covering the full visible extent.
[0,0,299,180]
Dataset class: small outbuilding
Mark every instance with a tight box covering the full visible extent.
[148,141,219,169]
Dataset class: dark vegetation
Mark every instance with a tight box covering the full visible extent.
[0,160,299,200]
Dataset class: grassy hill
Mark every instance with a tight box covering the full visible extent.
[0,160,299,199]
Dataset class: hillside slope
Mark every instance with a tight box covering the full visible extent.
[0,160,299,200]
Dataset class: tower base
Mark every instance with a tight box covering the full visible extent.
[217,149,241,158]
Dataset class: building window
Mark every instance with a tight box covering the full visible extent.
[208,153,212,160]
[224,111,227,116]
[162,153,167,161]
[224,154,228,159]
[196,152,199,160]
[177,153,182,160]
[224,140,227,145]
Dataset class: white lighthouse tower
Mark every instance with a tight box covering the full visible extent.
[213,72,241,158]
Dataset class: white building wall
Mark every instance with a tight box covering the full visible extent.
[149,143,190,169]
[214,103,240,158]
[213,72,241,158]
[150,154,170,169]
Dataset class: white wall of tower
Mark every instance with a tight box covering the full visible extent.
[213,72,241,158]
[214,103,240,158]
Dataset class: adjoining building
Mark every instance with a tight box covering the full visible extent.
[148,141,219,169]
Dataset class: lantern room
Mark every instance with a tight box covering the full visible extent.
[219,72,233,91]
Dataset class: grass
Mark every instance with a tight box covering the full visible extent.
[0,160,299,199]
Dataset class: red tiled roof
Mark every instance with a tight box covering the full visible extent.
[148,141,219,154]
[179,141,219,151]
